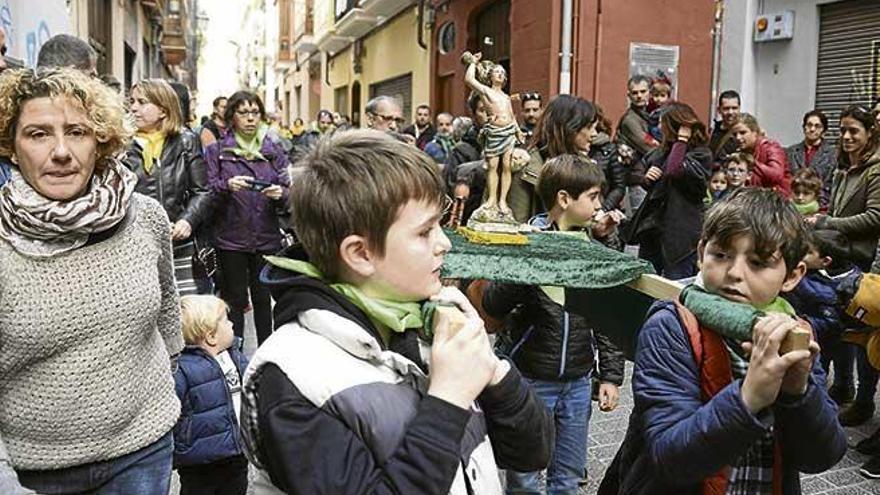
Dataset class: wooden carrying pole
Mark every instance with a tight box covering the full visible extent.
[625,274,810,353]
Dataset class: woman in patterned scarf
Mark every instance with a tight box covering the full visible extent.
[0,68,184,494]
[123,78,213,295]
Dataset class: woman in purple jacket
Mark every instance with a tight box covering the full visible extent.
[205,91,290,345]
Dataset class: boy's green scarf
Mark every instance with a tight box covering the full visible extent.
[265,256,426,343]
[226,124,269,161]
[793,200,820,216]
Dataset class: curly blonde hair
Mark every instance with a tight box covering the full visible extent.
[0,68,132,170]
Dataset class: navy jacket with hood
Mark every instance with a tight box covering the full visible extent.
[601,301,846,494]
[172,338,249,468]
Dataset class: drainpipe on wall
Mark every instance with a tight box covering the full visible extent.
[559,0,574,94]
[709,0,724,123]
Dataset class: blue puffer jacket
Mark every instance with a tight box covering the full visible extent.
[606,301,846,494]
[0,159,11,188]
[173,339,249,467]
[784,267,864,346]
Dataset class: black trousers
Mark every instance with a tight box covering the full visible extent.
[217,249,273,346]
[178,455,248,495]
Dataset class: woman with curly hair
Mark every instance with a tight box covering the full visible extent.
[123,79,213,295]
[0,68,183,494]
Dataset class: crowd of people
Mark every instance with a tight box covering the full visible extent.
[1,31,880,495]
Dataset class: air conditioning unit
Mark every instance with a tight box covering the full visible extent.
[754,11,794,43]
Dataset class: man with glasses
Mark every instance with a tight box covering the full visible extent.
[786,109,837,209]
[519,92,542,143]
[365,96,405,133]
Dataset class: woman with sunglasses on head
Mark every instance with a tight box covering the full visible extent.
[205,90,290,347]
[124,79,213,295]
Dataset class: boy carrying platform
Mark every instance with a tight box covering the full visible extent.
[601,188,846,494]
[239,130,553,495]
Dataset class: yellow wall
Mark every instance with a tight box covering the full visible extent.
[320,7,431,123]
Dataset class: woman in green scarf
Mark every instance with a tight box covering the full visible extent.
[124,79,213,295]
[205,90,291,347]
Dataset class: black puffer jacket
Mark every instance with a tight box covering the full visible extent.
[590,132,627,211]
[483,282,625,384]
[124,129,213,229]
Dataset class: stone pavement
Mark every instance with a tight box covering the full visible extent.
[580,362,880,495]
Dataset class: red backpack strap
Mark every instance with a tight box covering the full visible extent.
[673,301,732,495]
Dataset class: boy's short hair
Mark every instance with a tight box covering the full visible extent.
[180,295,228,345]
[291,129,446,279]
[702,188,809,272]
[537,154,606,211]
[808,228,852,269]
[651,81,672,96]
[724,152,755,170]
[792,168,823,195]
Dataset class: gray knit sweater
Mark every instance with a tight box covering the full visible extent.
[0,193,184,482]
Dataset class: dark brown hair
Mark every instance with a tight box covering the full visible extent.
[660,102,708,149]
[530,94,597,157]
[838,104,880,167]
[702,188,808,272]
[290,129,445,279]
[724,152,755,170]
[791,168,822,195]
[536,154,605,211]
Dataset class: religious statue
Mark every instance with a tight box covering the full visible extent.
[462,51,522,228]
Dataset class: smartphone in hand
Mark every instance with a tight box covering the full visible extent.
[247,178,273,191]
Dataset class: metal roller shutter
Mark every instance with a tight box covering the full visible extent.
[815,0,880,141]
[369,73,413,126]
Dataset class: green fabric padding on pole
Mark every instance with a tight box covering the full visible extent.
[441,229,655,288]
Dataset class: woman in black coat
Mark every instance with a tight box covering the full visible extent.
[591,105,627,212]
[626,102,712,279]
[124,79,213,295]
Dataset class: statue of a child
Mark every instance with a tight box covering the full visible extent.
[462,51,522,224]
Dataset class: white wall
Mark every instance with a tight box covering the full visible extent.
[720,0,840,147]
[2,0,72,67]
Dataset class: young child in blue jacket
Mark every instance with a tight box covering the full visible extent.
[173,295,250,495]
[784,229,864,406]
[600,188,845,494]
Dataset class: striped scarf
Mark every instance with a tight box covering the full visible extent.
[0,159,137,258]
[723,297,795,495]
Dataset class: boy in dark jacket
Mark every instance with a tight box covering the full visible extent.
[239,130,552,495]
[785,229,863,405]
[484,154,625,493]
[174,295,250,495]
[602,188,845,494]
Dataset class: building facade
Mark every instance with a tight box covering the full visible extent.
[719,0,880,146]
[2,0,203,94]
[431,0,717,124]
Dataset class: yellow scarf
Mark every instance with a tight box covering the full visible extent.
[136,130,166,175]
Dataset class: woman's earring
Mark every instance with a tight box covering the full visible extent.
[10,154,17,165]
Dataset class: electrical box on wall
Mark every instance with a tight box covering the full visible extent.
[754,11,795,42]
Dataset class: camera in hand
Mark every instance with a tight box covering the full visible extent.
[247,178,273,191]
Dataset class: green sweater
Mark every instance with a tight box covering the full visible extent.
[0,194,183,486]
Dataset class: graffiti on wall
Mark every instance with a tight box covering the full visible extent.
[1,0,70,68]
